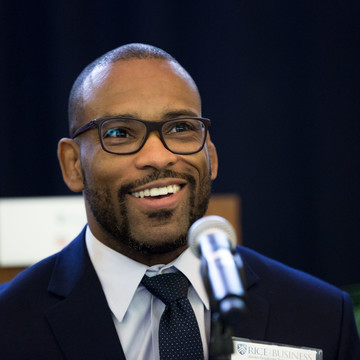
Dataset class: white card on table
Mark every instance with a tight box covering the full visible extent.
[232,337,323,360]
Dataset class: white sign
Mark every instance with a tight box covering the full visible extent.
[232,338,323,360]
[0,196,86,266]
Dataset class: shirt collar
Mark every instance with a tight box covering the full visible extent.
[85,226,209,322]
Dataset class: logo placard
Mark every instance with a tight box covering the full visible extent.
[232,338,323,360]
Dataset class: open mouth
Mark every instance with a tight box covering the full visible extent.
[130,184,182,199]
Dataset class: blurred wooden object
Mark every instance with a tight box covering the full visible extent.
[0,267,25,284]
[0,193,241,283]
[205,193,242,244]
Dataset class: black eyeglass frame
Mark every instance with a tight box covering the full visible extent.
[71,116,211,155]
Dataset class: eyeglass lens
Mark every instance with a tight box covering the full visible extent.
[100,118,206,154]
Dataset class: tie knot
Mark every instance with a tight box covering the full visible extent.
[141,272,190,305]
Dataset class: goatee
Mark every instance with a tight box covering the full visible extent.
[83,169,211,255]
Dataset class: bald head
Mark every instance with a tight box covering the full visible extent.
[68,43,198,136]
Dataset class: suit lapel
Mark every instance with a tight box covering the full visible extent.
[231,246,270,340]
[45,229,125,360]
[233,291,270,340]
[44,232,271,357]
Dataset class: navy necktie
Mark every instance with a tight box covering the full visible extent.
[141,272,204,360]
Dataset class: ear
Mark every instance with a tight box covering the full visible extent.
[57,138,84,192]
[206,133,218,180]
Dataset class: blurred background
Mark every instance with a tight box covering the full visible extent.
[1,1,359,294]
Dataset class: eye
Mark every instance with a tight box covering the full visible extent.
[104,128,129,138]
[168,121,195,133]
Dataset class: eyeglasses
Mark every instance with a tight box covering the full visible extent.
[71,116,211,155]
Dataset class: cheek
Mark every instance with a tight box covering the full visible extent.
[187,152,212,180]
[80,150,128,189]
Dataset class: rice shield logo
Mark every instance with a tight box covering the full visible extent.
[236,343,247,355]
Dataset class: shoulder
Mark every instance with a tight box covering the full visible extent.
[237,245,341,298]
[0,252,61,349]
[236,246,360,356]
[0,227,87,305]
[0,255,57,298]
[236,245,350,332]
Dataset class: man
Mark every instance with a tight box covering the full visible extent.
[0,43,359,359]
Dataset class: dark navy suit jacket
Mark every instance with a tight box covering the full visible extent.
[0,227,359,359]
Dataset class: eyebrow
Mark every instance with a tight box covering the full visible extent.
[100,109,200,121]
[162,109,200,119]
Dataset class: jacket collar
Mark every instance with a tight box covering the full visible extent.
[230,246,270,341]
[44,229,270,358]
[45,228,125,360]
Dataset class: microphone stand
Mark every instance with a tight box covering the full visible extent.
[208,311,234,360]
[201,252,247,360]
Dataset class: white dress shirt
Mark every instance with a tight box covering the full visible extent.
[85,226,210,360]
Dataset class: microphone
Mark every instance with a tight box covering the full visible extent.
[188,215,246,324]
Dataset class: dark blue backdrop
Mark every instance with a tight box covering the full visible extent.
[1,1,359,286]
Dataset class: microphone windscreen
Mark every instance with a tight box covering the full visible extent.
[188,215,237,258]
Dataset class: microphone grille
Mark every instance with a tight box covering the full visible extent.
[188,215,237,258]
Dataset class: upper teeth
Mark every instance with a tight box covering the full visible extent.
[132,185,181,198]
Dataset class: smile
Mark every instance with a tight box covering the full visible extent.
[131,184,182,198]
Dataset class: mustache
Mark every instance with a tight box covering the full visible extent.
[118,169,196,197]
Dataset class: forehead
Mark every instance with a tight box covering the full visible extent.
[80,58,201,120]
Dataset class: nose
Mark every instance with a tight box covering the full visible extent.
[133,132,178,170]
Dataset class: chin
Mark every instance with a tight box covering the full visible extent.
[127,232,188,255]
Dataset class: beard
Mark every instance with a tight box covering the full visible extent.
[83,169,211,255]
